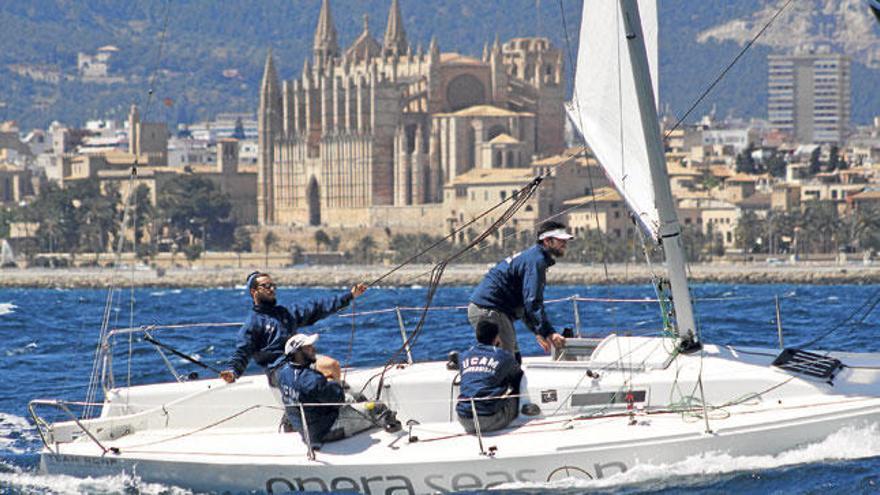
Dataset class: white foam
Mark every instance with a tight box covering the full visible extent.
[0,471,194,495]
[0,412,38,455]
[494,423,880,491]
[0,302,17,316]
[5,342,37,357]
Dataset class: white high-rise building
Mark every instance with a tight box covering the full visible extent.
[768,45,851,144]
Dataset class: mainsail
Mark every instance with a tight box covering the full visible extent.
[569,0,660,238]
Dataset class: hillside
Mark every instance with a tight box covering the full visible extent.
[0,0,878,131]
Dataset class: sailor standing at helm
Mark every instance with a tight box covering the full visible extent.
[220,271,367,386]
[468,221,570,362]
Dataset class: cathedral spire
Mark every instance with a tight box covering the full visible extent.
[313,0,339,67]
[383,0,408,57]
[260,49,280,98]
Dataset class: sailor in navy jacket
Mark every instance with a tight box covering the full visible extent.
[279,359,345,443]
[220,272,367,384]
[456,342,521,418]
[468,221,571,356]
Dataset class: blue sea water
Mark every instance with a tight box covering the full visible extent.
[1,283,879,494]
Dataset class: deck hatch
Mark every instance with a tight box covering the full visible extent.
[772,348,843,382]
[571,390,646,407]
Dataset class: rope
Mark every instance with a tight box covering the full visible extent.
[366,178,545,399]
[798,288,880,349]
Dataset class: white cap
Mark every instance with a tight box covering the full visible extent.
[538,228,574,241]
[284,333,319,355]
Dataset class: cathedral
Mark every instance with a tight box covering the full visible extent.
[257,0,566,228]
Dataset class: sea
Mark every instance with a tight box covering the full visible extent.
[1,282,879,494]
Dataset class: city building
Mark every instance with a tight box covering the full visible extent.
[257,0,565,230]
[768,45,851,144]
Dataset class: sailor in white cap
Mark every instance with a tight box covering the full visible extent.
[468,221,571,361]
[276,333,400,444]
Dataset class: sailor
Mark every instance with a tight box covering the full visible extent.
[278,333,400,444]
[219,271,367,386]
[456,320,523,433]
[468,221,570,362]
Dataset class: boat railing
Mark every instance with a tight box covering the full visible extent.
[97,295,672,394]
[28,399,111,455]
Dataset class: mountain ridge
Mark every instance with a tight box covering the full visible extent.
[0,0,877,131]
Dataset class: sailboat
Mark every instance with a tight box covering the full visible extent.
[29,1,880,493]
[1,239,16,268]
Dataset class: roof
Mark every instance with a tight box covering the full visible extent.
[667,164,701,176]
[532,154,575,167]
[489,133,519,145]
[736,192,772,209]
[449,167,535,185]
[851,190,880,201]
[440,53,483,66]
[440,105,530,118]
[726,173,761,183]
[709,165,734,178]
[562,186,623,205]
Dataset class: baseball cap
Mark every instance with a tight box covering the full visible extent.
[285,333,319,355]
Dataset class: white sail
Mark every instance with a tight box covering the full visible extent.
[569,0,660,238]
[0,239,14,267]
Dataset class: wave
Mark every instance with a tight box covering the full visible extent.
[0,470,195,495]
[0,302,17,316]
[0,413,39,455]
[494,423,880,491]
[5,342,37,357]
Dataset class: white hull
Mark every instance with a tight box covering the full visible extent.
[33,336,880,493]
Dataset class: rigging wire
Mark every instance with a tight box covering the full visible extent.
[363,177,545,399]
[86,0,175,418]
[663,0,795,138]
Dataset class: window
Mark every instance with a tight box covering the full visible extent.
[500,191,507,200]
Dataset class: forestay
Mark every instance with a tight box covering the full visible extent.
[569,0,660,239]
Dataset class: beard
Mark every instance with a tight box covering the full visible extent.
[257,293,277,306]
[548,245,565,258]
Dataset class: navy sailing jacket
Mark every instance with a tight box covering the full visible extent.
[456,343,522,418]
[225,291,353,378]
[277,363,344,443]
[469,244,558,337]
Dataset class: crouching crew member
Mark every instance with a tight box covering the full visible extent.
[278,333,400,445]
[456,321,524,433]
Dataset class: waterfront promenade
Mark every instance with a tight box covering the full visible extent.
[2,262,879,288]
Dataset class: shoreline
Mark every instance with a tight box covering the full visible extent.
[1,262,880,288]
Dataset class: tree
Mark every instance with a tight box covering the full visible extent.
[232,227,253,268]
[351,235,377,264]
[263,230,278,268]
[828,145,847,171]
[734,211,761,253]
[765,152,787,178]
[157,175,235,250]
[232,227,252,253]
[699,169,720,190]
[232,117,246,140]
[809,147,822,175]
[129,184,155,259]
[735,145,757,174]
[314,229,331,252]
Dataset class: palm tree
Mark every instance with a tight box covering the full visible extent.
[353,235,377,264]
[314,229,331,253]
[263,231,278,268]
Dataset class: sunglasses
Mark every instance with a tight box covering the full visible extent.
[256,283,276,290]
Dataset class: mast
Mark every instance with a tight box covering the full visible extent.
[619,0,699,350]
